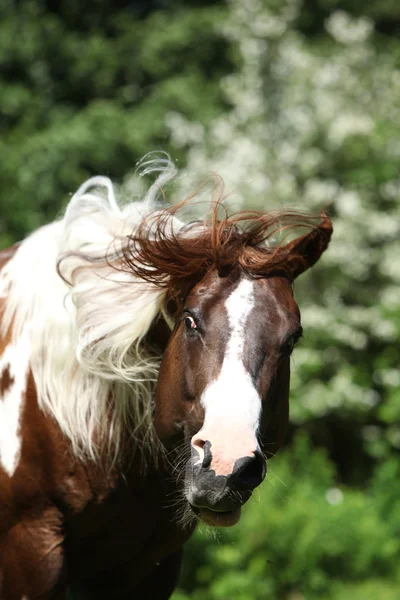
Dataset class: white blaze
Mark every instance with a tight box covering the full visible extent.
[196,278,261,474]
[0,329,30,477]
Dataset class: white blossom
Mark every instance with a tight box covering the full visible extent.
[325,11,374,45]
[325,488,344,505]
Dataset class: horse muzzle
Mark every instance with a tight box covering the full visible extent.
[185,444,266,527]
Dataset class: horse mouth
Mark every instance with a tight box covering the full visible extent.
[190,505,242,527]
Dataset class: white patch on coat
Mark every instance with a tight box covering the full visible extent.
[0,329,30,477]
[195,278,261,475]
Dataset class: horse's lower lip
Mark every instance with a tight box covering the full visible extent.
[192,506,242,527]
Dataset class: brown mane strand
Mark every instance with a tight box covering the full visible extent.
[120,199,330,304]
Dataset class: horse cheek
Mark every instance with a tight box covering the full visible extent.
[259,359,290,459]
[154,334,186,444]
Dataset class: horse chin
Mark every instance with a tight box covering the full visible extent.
[190,505,242,528]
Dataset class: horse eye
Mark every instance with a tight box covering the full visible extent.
[283,342,295,357]
[282,332,301,356]
[184,315,198,331]
[286,338,295,353]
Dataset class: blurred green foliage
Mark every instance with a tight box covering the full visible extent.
[0,0,232,243]
[1,0,400,598]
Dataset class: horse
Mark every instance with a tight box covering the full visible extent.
[0,161,332,599]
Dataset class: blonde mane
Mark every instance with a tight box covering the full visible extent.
[0,158,179,464]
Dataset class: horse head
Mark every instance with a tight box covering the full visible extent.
[122,206,333,527]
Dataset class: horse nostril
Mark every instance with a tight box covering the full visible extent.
[191,438,212,470]
[201,440,212,469]
[230,451,266,490]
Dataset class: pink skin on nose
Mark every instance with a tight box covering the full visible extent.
[191,430,258,476]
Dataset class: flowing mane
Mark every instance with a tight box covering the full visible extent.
[0,158,329,465]
[120,199,330,310]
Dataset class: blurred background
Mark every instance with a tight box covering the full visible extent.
[1,0,400,598]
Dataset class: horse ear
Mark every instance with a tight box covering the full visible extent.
[281,212,333,280]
